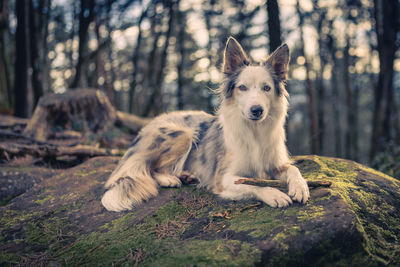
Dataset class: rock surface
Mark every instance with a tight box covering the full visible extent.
[0,155,399,266]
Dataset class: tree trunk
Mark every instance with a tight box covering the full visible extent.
[266,0,282,53]
[14,0,32,118]
[353,83,360,161]
[235,4,260,46]
[327,28,342,157]
[153,1,175,114]
[39,0,51,94]
[94,15,114,105]
[143,1,174,116]
[29,0,44,106]
[0,0,11,108]
[176,0,185,110]
[343,36,354,160]
[393,100,400,146]
[104,1,116,108]
[370,0,398,161]
[204,0,216,113]
[297,0,319,155]
[70,0,96,88]
[316,10,326,154]
[140,6,162,116]
[316,71,325,154]
[129,6,148,113]
[68,1,77,77]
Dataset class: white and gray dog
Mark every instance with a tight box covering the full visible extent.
[102,37,310,212]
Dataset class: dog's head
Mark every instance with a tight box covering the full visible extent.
[220,37,289,122]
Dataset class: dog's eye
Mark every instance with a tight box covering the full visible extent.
[238,85,248,91]
[263,85,271,92]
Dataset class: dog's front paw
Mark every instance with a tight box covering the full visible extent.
[260,187,293,208]
[287,175,310,203]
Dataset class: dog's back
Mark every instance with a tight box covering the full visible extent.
[102,111,218,211]
[102,37,310,212]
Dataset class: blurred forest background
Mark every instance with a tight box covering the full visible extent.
[0,0,399,176]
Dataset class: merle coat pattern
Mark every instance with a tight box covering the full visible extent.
[101,37,310,212]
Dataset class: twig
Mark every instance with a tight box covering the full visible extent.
[239,202,262,212]
[178,173,331,189]
[234,178,332,188]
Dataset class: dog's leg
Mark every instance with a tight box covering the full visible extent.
[153,173,182,187]
[102,123,194,212]
[277,165,310,203]
[152,127,193,188]
[219,175,293,207]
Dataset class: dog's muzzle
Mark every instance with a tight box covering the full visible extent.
[250,105,264,120]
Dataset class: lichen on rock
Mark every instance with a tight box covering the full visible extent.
[0,155,399,266]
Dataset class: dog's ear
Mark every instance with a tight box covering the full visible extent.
[265,44,290,81]
[222,37,249,75]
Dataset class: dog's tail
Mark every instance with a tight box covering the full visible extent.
[102,123,196,212]
[101,152,158,212]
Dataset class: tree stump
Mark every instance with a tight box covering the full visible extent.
[23,89,117,141]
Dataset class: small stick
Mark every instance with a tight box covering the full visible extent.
[178,173,332,189]
[234,178,332,188]
[239,202,262,212]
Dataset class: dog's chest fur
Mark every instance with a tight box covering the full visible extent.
[183,106,289,189]
[219,106,288,178]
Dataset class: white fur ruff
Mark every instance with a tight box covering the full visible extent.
[101,38,310,212]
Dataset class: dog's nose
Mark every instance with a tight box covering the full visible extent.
[250,105,264,118]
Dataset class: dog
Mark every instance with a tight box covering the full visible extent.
[101,37,310,212]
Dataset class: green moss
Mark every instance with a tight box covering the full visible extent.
[229,206,281,238]
[58,230,260,267]
[75,169,97,177]
[271,226,301,251]
[49,194,263,266]
[282,206,299,217]
[0,194,16,206]
[54,216,161,265]
[0,213,73,265]
[273,226,300,242]
[109,212,136,231]
[297,205,325,221]
[149,240,261,267]
[53,199,199,266]
[33,194,54,205]
[51,200,84,215]
[306,156,400,265]
[26,217,72,250]
[0,166,37,172]
[153,201,187,223]
[0,209,43,229]
[1,155,400,266]
[356,163,400,185]
[0,251,20,267]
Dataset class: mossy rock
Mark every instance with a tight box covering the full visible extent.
[0,167,60,206]
[1,156,400,266]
